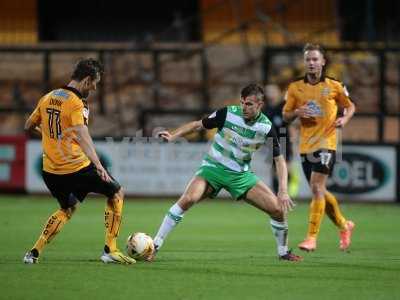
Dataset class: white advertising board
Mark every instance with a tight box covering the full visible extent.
[296,145,397,202]
[26,140,273,197]
[26,142,397,201]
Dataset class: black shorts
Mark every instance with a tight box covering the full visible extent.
[42,163,121,209]
[301,149,336,182]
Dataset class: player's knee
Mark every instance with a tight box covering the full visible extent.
[108,188,124,203]
[269,205,284,221]
[115,187,124,200]
[108,188,124,213]
[310,182,325,198]
[62,205,77,219]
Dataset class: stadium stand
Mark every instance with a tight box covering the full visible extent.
[0,0,398,142]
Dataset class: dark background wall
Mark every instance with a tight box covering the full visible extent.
[338,0,400,43]
[38,0,200,42]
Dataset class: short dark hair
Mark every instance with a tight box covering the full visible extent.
[303,43,325,58]
[240,83,265,101]
[71,58,103,81]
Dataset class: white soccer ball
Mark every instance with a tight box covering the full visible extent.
[126,232,155,260]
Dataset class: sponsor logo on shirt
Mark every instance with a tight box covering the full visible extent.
[306,100,323,116]
[321,87,330,96]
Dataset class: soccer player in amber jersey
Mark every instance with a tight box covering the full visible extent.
[23,59,135,264]
[283,44,356,252]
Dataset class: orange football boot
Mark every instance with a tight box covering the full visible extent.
[298,237,317,252]
[340,221,355,251]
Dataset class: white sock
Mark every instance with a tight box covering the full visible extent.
[270,219,288,256]
[169,203,184,216]
[153,203,184,249]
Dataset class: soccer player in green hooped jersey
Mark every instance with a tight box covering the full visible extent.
[151,83,302,262]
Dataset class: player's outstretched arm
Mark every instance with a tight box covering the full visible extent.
[274,154,295,212]
[74,125,111,182]
[158,120,203,142]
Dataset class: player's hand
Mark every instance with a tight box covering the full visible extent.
[334,116,349,128]
[96,164,112,182]
[158,130,174,142]
[277,190,295,213]
[295,105,314,118]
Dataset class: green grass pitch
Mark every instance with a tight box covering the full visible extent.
[1,195,399,300]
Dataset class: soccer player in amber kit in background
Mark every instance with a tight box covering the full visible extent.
[283,44,356,252]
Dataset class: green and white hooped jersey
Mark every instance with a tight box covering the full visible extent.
[201,105,280,172]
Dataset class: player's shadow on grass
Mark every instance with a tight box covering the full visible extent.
[148,264,364,281]
[151,251,400,275]
[306,261,400,272]
[149,262,397,281]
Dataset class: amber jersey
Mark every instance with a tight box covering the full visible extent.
[283,76,354,154]
[29,86,91,174]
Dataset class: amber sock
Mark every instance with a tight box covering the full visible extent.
[32,209,70,255]
[325,191,347,230]
[307,197,326,239]
[105,193,123,252]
